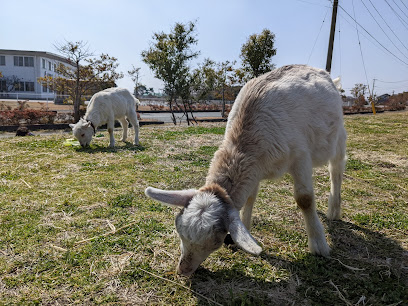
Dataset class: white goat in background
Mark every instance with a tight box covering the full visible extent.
[69,87,140,147]
[145,65,347,276]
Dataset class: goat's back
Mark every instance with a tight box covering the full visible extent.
[86,87,136,118]
[225,65,346,176]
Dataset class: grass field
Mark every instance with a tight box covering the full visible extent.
[0,112,407,305]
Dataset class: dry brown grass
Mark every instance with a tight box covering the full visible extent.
[0,113,407,304]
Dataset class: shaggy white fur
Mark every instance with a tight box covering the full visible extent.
[69,87,140,147]
[145,65,347,276]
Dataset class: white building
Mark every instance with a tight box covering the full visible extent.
[0,49,73,100]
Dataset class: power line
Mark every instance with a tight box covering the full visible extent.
[367,0,408,54]
[352,0,370,90]
[376,79,408,83]
[337,14,342,78]
[338,11,401,67]
[294,0,331,8]
[400,0,408,12]
[392,0,408,20]
[307,7,330,64]
[384,0,408,30]
[338,4,408,66]
[338,12,376,48]
[360,0,408,60]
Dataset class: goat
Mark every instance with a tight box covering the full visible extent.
[69,87,140,147]
[145,65,347,276]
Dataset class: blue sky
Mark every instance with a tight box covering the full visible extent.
[2,0,408,96]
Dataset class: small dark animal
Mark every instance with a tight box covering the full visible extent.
[16,126,34,136]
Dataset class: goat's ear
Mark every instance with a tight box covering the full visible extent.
[228,209,262,255]
[145,187,197,208]
[69,124,75,129]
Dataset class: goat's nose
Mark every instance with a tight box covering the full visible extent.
[177,265,194,277]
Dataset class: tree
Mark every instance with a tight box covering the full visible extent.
[217,61,237,117]
[38,41,123,122]
[191,58,218,102]
[128,65,143,98]
[240,29,277,81]
[350,83,367,109]
[0,75,21,93]
[135,84,147,97]
[191,59,238,116]
[141,21,199,125]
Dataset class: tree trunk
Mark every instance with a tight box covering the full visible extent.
[169,97,176,125]
[74,61,81,122]
[74,96,81,122]
[182,100,191,126]
[221,84,226,118]
[185,100,197,125]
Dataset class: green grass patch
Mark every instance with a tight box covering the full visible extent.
[153,125,225,140]
[0,114,407,304]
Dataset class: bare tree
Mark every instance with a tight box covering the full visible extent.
[38,40,123,122]
[128,65,142,98]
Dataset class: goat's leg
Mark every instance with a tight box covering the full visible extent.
[240,183,259,230]
[126,111,139,145]
[107,118,115,148]
[118,117,128,142]
[327,149,346,220]
[291,160,330,257]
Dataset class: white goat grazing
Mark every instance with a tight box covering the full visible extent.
[145,65,347,276]
[69,87,140,147]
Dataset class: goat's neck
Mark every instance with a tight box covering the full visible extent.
[205,143,261,210]
[85,111,102,128]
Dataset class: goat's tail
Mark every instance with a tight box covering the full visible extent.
[332,77,342,91]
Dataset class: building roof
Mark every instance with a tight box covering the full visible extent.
[0,49,71,65]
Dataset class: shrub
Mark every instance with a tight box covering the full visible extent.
[0,109,57,125]
[385,96,407,111]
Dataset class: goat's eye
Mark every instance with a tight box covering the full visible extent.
[81,134,85,137]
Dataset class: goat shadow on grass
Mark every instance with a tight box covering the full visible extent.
[323,216,407,301]
[74,142,146,154]
[188,216,407,305]
[189,254,294,306]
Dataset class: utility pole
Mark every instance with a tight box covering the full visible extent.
[326,0,339,73]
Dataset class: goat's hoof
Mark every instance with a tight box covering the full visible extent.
[326,210,341,221]
[309,239,331,257]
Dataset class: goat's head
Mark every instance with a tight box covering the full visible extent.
[145,185,262,276]
[69,118,94,147]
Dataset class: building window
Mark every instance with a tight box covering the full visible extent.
[42,84,48,92]
[14,56,34,67]
[48,61,52,71]
[0,80,7,91]
[14,56,24,66]
[42,59,46,69]
[25,82,35,92]
[0,56,5,66]
[14,81,35,92]
[24,57,34,67]
[14,81,24,91]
